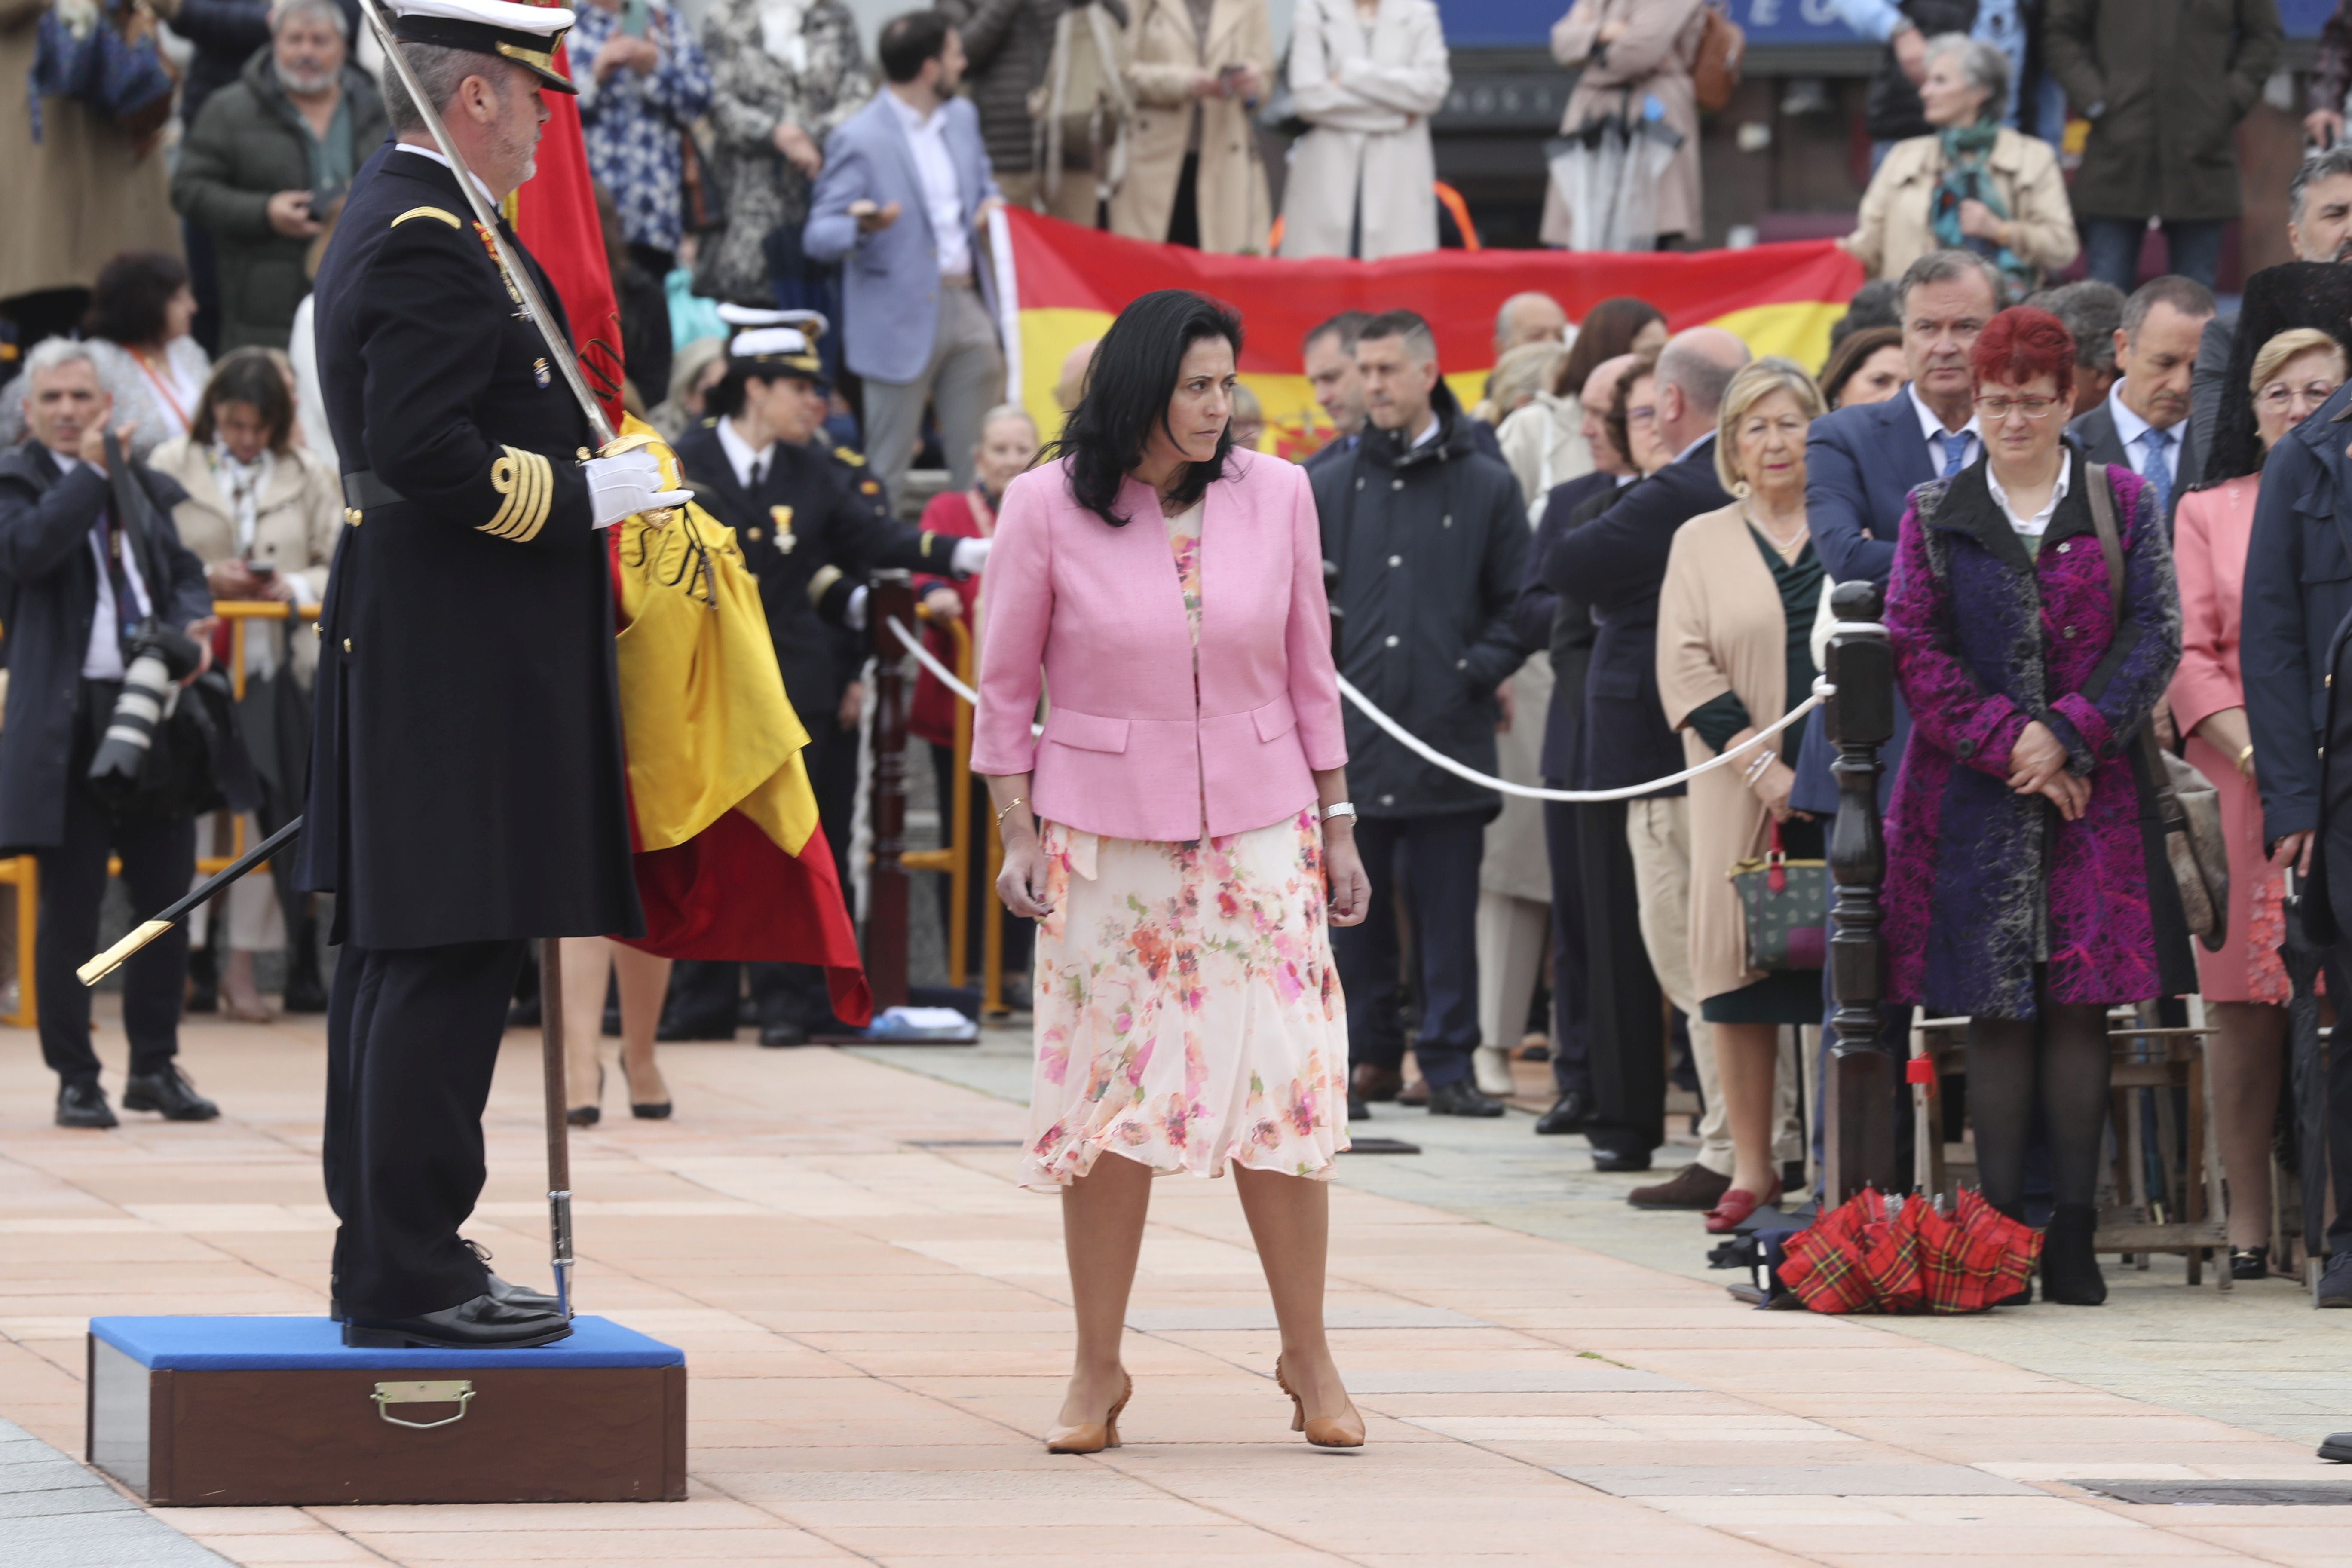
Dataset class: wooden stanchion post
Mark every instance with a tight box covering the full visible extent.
[1824,580,1898,1204]
[866,572,916,1012]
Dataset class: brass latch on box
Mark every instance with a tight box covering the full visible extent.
[370,1379,474,1430]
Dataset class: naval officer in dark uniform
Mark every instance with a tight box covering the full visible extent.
[297,0,690,1350]
[659,311,989,1044]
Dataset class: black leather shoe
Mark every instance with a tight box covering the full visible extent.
[343,1293,573,1350]
[2230,1245,2271,1281]
[2320,1432,2352,1462]
[1590,1148,1652,1173]
[2040,1202,2108,1306]
[1425,1080,1505,1117]
[56,1081,117,1129]
[760,1020,808,1048]
[1535,1090,1593,1135]
[331,1274,559,1323]
[657,1008,738,1041]
[2320,1251,2352,1308]
[120,1066,219,1121]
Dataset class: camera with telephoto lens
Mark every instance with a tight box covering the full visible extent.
[87,623,204,789]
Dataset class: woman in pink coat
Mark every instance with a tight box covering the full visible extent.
[975,291,1372,1453]
[2169,326,2348,1280]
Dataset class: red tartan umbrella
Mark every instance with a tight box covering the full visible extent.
[1779,1189,2040,1314]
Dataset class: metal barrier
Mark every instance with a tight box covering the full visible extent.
[0,599,320,1028]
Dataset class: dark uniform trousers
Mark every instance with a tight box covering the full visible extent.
[1541,793,1590,1101]
[1576,799,1665,1155]
[324,940,524,1318]
[37,681,196,1087]
[1331,812,1485,1089]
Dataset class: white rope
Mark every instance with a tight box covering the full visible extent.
[886,616,1856,805]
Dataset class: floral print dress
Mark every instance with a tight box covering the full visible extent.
[1020,504,1353,1189]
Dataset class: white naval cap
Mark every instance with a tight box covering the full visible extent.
[728,325,827,384]
[715,303,830,342]
[386,0,580,93]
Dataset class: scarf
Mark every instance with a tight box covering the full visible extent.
[1929,118,2032,301]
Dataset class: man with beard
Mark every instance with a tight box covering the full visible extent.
[298,0,690,1349]
[2066,275,2213,532]
[172,0,387,352]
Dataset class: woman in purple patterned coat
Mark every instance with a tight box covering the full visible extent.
[1881,306,2194,1306]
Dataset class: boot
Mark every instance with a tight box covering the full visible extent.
[282,911,328,1014]
[2040,1202,2108,1306]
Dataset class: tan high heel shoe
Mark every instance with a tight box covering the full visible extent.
[1274,1357,1365,1449]
[1045,1372,1132,1454]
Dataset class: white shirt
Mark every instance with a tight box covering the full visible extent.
[1908,383,1981,475]
[2106,382,2182,487]
[1673,431,1713,466]
[714,413,775,491]
[1409,411,1441,449]
[52,453,158,680]
[1986,449,2073,545]
[883,89,971,279]
[394,141,501,207]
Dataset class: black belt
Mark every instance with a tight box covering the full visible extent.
[341,471,407,510]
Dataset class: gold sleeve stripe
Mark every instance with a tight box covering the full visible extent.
[807,564,844,609]
[392,206,463,230]
[482,446,552,543]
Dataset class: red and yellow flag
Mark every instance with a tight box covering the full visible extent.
[511,33,625,427]
[994,209,1865,455]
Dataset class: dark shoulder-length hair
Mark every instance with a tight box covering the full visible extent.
[1045,289,1243,527]
[190,348,297,452]
[83,251,191,347]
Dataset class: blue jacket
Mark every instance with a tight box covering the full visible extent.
[802,92,1001,385]
[2243,379,2352,842]
[1544,438,1728,795]
[1807,386,1938,586]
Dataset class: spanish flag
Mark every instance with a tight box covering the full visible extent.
[508,23,625,427]
[993,208,1865,456]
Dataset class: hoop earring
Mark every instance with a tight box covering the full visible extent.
[1732,479,1753,500]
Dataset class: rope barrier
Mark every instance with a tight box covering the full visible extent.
[883,616,1887,806]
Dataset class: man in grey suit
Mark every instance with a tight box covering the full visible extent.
[2064,274,2213,531]
[805,9,1004,516]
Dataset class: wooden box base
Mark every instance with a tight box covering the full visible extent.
[87,1316,686,1506]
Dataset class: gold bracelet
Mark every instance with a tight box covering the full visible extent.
[994,796,1029,827]
[2238,744,2256,768]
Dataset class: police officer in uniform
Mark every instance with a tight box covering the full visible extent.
[659,310,987,1044]
[298,0,690,1349]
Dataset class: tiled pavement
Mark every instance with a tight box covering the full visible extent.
[2,1013,2350,1566]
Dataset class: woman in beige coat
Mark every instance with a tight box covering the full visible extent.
[1278,0,1450,260]
[1656,359,1827,1235]
[1841,34,2076,293]
[1542,0,1706,248]
[1112,0,1274,252]
[148,349,341,1020]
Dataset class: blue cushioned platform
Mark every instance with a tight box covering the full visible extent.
[88,1316,683,1371]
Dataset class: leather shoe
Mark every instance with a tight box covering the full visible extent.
[1590,1148,1651,1173]
[1351,1063,1402,1103]
[120,1066,219,1121]
[1535,1090,1593,1135]
[343,1293,573,1350]
[760,1020,808,1048]
[1627,1161,1731,1210]
[2320,1432,2352,1463]
[1347,1090,1369,1122]
[56,1081,117,1129]
[2318,1250,2352,1308]
[1424,1080,1505,1117]
[331,1273,558,1323]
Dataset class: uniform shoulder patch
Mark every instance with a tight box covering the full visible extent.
[832,446,866,467]
[392,206,464,230]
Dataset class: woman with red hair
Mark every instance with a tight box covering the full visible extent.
[1881,306,2193,1306]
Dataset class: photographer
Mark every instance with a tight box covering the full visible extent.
[0,341,219,1130]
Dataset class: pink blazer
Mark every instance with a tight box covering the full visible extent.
[2168,475,2257,739]
[972,449,1348,842]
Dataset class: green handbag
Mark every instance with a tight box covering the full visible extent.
[1728,820,1828,971]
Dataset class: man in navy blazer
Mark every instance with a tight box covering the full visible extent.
[2244,376,2352,1306]
[804,10,1002,517]
[2062,275,2212,533]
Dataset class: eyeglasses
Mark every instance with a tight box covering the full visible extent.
[2258,380,2341,412]
[1627,405,1657,424]
[1973,395,2061,422]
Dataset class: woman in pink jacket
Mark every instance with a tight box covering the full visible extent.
[975,291,1371,1453]
[2170,325,2347,1281]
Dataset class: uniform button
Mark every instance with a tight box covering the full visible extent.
[1355,477,1364,490]
[1388,554,1402,567]
[1385,634,1400,648]
[748,527,763,541]
[343,507,362,525]
[1391,478,1403,490]
[1442,514,1453,528]
[1456,658,1467,669]
[1379,793,1394,806]
[342,638,352,653]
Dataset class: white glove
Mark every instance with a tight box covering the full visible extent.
[951,536,992,576]
[845,584,869,632]
[583,450,693,530]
